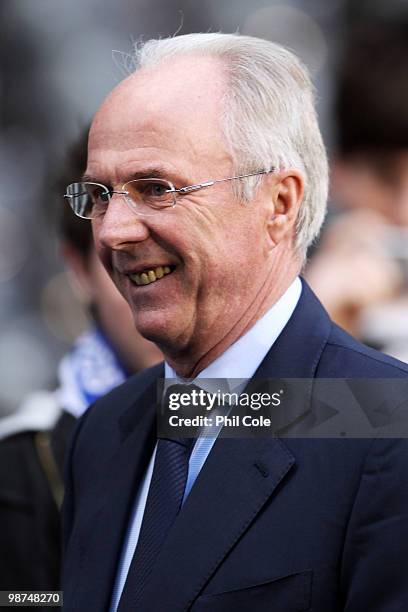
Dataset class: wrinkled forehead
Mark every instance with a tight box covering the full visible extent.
[89,56,229,157]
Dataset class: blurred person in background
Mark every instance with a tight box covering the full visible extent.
[0,131,162,592]
[306,21,408,361]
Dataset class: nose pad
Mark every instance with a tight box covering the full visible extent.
[122,192,143,217]
[96,191,150,250]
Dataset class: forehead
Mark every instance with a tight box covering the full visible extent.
[87,56,231,181]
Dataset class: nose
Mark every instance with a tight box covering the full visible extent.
[94,192,150,251]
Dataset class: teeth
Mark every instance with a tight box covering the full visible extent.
[130,265,173,286]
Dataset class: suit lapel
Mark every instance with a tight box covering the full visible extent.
[248,281,332,435]
[254,279,332,380]
[136,435,295,611]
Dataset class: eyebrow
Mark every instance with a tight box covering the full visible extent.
[81,167,173,184]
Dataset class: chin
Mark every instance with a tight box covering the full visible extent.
[131,307,189,351]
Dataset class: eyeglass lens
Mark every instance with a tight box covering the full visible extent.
[66,179,176,218]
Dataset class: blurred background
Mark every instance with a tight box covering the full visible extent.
[1,0,408,415]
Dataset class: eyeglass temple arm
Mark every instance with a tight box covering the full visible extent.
[172,169,276,194]
[63,189,128,199]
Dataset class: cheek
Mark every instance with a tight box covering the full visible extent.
[88,252,121,301]
[198,235,264,299]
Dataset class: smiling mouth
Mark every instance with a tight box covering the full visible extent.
[129,265,175,286]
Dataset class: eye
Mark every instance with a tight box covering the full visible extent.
[143,182,169,197]
[93,186,110,203]
[125,179,172,201]
[123,178,174,211]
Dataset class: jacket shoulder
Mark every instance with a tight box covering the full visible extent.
[319,323,408,377]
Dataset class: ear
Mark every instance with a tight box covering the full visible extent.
[266,170,304,248]
[60,242,93,302]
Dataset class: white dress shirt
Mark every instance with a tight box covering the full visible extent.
[109,277,302,611]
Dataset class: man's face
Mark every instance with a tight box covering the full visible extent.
[87,57,282,366]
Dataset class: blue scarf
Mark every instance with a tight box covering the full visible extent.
[55,328,128,418]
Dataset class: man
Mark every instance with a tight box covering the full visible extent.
[62,33,408,611]
[0,132,161,594]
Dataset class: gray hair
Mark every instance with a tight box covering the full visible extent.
[130,33,328,259]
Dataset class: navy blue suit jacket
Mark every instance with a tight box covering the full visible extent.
[62,282,408,611]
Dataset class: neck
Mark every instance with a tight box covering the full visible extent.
[164,262,300,379]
